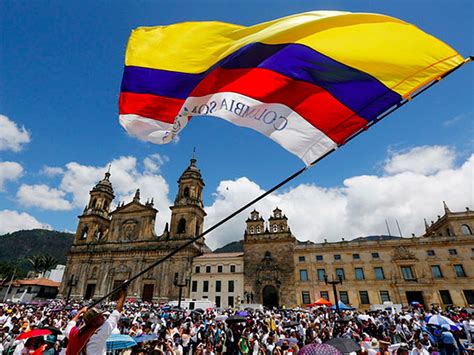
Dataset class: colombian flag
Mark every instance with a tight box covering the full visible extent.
[119,11,464,165]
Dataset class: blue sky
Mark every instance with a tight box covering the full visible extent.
[0,0,472,249]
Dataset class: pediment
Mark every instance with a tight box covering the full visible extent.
[111,201,156,215]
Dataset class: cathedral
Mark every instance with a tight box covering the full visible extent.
[59,157,210,302]
[61,157,474,308]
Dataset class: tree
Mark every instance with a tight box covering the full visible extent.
[26,254,58,276]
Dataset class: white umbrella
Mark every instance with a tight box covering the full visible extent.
[427,314,460,331]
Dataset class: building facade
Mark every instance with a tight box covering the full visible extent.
[60,158,209,302]
[190,252,244,308]
[61,158,474,308]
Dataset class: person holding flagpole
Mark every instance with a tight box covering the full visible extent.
[65,284,127,355]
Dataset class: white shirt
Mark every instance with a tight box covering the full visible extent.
[86,310,121,355]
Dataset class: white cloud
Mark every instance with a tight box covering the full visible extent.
[0,210,52,235]
[203,148,473,249]
[17,184,73,210]
[144,154,169,173]
[384,145,455,175]
[41,166,65,176]
[58,156,172,231]
[0,161,23,191]
[0,115,31,152]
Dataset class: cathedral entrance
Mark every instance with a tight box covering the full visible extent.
[142,284,154,302]
[262,285,279,308]
[84,284,96,300]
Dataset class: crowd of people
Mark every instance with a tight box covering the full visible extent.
[0,293,473,355]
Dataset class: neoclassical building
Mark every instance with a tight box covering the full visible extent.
[61,158,474,308]
[60,157,210,302]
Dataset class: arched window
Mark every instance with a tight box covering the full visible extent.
[256,225,261,233]
[249,226,254,234]
[177,218,186,234]
[80,226,88,239]
[272,224,278,232]
[183,187,190,198]
[280,225,285,232]
[461,224,472,235]
[95,229,104,241]
[92,198,97,208]
[446,228,452,236]
[195,222,200,236]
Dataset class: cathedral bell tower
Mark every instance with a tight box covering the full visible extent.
[169,157,206,241]
[74,170,114,244]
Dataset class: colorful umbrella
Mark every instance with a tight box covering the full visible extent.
[298,343,342,355]
[16,329,52,340]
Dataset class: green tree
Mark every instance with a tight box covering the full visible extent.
[26,254,58,275]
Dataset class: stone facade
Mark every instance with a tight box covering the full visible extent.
[292,205,474,309]
[243,208,297,308]
[60,158,209,302]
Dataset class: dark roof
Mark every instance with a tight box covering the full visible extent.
[351,235,402,242]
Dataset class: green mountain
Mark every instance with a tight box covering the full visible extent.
[213,240,244,253]
[0,229,73,275]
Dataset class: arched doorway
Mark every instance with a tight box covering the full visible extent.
[262,285,279,308]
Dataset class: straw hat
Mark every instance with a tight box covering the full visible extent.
[82,308,103,326]
[370,338,380,348]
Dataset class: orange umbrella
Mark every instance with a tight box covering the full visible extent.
[311,298,332,307]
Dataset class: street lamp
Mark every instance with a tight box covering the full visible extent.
[324,274,343,313]
[174,274,190,309]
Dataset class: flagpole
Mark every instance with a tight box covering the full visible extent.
[89,56,472,308]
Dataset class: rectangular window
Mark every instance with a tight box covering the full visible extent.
[298,256,305,262]
[228,296,234,308]
[316,255,323,261]
[228,280,234,293]
[374,267,385,280]
[191,280,198,292]
[215,296,221,308]
[302,291,311,305]
[380,290,390,302]
[320,291,329,300]
[334,254,341,260]
[216,280,221,292]
[335,268,345,280]
[401,266,416,281]
[355,267,365,280]
[372,252,380,259]
[195,266,200,274]
[463,290,474,304]
[230,265,236,273]
[359,291,370,304]
[317,269,326,281]
[454,264,466,277]
[449,249,457,255]
[352,253,360,260]
[206,265,211,273]
[339,291,349,304]
[439,290,453,305]
[217,265,223,273]
[431,265,443,279]
[427,250,435,256]
[203,281,209,293]
[300,269,309,281]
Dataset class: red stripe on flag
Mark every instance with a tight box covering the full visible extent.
[119,92,184,124]
[191,67,368,144]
